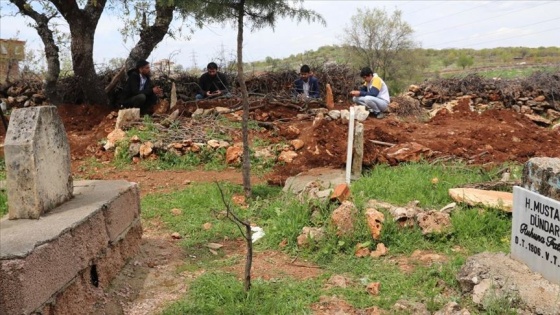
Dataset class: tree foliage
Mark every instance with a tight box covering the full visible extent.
[342,8,426,93]
[6,0,177,105]
[456,53,474,70]
[176,0,324,198]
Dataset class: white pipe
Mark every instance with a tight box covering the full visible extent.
[345,106,355,185]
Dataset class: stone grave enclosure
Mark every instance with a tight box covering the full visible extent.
[0,106,142,315]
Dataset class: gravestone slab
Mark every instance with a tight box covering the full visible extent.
[5,106,73,219]
[522,157,560,201]
[511,186,560,285]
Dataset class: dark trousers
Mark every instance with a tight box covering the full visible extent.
[122,94,157,114]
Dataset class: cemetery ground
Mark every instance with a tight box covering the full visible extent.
[1,92,559,314]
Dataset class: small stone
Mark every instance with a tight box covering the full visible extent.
[183,179,192,185]
[170,208,182,216]
[171,232,182,239]
[370,243,388,258]
[366,282,381,296]
[202,222,212,230]
[130,135,141,143]
[330,183,351,202]
[290,139,305,150]
[355,243,371,258]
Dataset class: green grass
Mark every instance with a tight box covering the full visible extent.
[0,158,6,217]
[142,182,247,248]
[163,273,322,315]
[145,161,517,314]
[0,157,515,314]
[351,162,498,208]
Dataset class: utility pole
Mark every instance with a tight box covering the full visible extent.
[190,50,198,72]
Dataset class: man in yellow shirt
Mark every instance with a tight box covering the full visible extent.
[349,67,390,119]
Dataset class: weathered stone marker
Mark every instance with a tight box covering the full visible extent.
[4,106,73,219]
[351,122,363,179]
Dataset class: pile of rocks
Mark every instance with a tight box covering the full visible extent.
[406,73,560,124]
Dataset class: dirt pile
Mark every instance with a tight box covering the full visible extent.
[1,75,559,187]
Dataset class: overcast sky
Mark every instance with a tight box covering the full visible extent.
[1,1,559,69]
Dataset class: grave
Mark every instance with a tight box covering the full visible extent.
[458,157,560,314]
[0,106,142,315]
[4,106,73,219]
[511,157,560,285]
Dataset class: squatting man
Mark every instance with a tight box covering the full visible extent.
[350,67,390,119]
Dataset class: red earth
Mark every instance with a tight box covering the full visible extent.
[1,98,558,193]
[1,99,558,314]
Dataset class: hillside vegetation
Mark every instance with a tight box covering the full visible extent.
[241,46,560,93]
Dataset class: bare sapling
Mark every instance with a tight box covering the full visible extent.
[216,182,253,291]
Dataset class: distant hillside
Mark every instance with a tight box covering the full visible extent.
[247,45,560,78]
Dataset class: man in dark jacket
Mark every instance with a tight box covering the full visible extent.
[121,60,162,114]
[293,64,320,100]
[196,62,230,100]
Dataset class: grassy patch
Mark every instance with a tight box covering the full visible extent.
[145,161,518,313]
[0,192,6,217]
[163,273,322,315]
[142,182,245,248]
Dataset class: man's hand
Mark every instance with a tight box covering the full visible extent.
[350,90,360,97]
[297,94,308,102]
[153,86,163,97]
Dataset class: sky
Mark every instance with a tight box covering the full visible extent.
[1,1,559,70]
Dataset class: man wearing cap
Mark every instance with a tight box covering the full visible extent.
[121,60,163,114]
[349,67,390,119]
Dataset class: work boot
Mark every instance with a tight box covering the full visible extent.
[375,112,385,119]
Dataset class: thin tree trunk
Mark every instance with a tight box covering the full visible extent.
[236,0,252,198]
[9,0,61,103]
[125,2,175,71]
[244,223,252,292]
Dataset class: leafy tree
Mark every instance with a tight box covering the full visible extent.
[442,52,456,68]
[6,0,176,105]
[342,8,424,93]
[456,53,474,69]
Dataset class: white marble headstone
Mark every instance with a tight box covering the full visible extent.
[511,186,560,285]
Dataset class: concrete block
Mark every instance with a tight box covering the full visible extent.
[0,180,140,315]
[4,106,73,219]
[37,265,104,315]
[96,218,142,288]
[0,211,108,314]
[522,157,560,201]
[103,184,141,242]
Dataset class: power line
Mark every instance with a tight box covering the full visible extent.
[414,1,554,39]
[411,2,491,28]
[467,26,560,48]
[428,17,560,48]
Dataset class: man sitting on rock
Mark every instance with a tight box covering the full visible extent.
[120,60,163,115]
[196,62,231,100]
[293,64,320,101]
